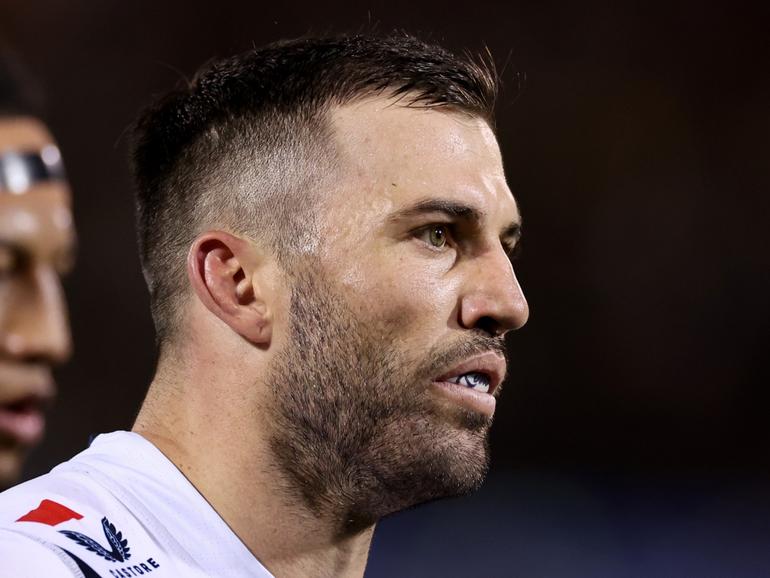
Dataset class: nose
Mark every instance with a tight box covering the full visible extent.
[458,247,529,337]
[1,265,72,363]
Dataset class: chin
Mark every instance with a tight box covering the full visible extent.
[418,418,491,495]
[342,415,491,532]
[0,449,24,491]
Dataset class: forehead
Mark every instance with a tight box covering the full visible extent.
[328,97,519,221]
[0,116,55,152]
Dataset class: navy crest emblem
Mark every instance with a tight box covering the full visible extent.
[60,517,132,563]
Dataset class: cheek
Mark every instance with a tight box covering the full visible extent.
[0,447,23,487]
[348,260,461,344]
[0,280,17,328]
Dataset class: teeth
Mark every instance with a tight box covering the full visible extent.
[448,372,490,393]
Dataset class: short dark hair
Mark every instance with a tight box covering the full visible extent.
[131,33,499,344]
[0,48,45,118]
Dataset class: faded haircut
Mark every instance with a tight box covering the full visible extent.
[130,33,499,344]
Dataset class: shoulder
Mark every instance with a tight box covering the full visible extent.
[0,460,104,525]
[0,469,105,576]
[0,467,174,577]
[0,528,79,576]
[0,483,163,576]
[0,463,132,575]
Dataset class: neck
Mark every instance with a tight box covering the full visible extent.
[133,362,375,578]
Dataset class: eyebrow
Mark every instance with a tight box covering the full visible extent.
[389,198,522,246]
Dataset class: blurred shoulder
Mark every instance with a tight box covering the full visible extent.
[0,528,78,576]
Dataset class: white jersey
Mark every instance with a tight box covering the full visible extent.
[0,431,273,578]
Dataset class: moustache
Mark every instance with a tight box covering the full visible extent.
[420,334,508,386]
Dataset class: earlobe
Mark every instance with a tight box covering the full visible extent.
[187,232,273,345]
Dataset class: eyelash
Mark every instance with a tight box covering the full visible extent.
[505,241,523,261]
[415,224,523,263]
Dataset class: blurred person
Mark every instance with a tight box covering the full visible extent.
[0,34,527,577]
[0,51,72,490]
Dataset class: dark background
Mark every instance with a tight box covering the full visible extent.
[2,1,769,576]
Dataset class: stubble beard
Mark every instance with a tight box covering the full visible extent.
[266,269,503,536]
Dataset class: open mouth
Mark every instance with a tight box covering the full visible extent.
[0,395,47,446]
[443,372,492,393]
[0,363,55,446]
[434,351,506,395]
[430,351,507,416]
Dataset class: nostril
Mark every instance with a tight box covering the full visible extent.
[475,316,502,338]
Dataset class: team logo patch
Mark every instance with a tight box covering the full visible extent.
[60,517,131,563]
[16,500,162,576]
[16,499,83,526]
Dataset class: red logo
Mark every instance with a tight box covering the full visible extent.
[17,499,83,526]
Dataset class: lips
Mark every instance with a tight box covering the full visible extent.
[430,351,507,417]
[434,351,506,396]
[0,363,55,447]
[0,396,48,446]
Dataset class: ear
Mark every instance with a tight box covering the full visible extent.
[187,231,273,345]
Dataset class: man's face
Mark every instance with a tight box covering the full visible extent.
[0,117,73,487]
[267,99,528,531]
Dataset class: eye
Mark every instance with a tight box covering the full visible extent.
[426,225,449,248]
[413,223,458,254]
[504,241,522,261]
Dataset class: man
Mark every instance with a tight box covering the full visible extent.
[0,34,527,577]
[0,52,73,490]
